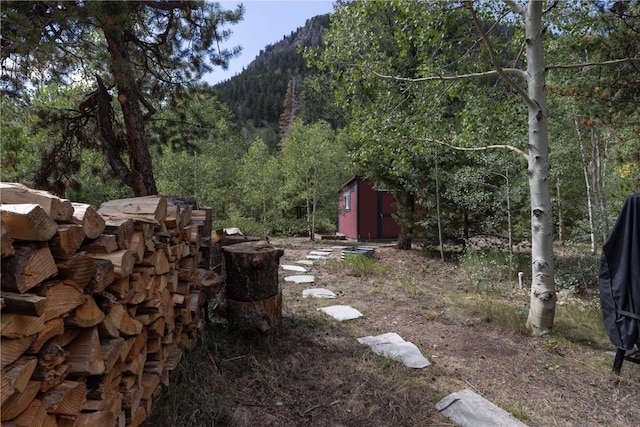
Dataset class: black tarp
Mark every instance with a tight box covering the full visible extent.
[599,192,640,351]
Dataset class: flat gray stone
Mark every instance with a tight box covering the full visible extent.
[435,389,529,427]
[318,305,363,321]
[302,288,337,299]
[357,332,430,369]
[281,264,308,272]
[295,260,314,266]
[309,250,332,256]
[306,255,328,260]
[284,275,315,284]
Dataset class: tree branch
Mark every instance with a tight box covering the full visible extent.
[502,0,525,17]
[467,1,536,109]
[418,136,529,161]
[367,66,525,83]
[547,57,640,71]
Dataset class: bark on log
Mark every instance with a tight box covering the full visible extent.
[28,318,64,354]
[1,217,15,258]
[70,202,105,239]
[226,292,282,336]
[222,241,284,301]
[55,252,95,288]
[0,183,73,221]
[223,241,284,337]
[1,244,58,294]
[0,291,46,317]
[1,356,38,404]
[0,204,58,241]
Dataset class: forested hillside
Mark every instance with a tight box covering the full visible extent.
[213,14,331,135]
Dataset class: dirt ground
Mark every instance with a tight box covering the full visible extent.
[147,238,640,427]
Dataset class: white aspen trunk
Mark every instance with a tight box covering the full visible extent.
[505,171,513,277]
[556,180,563,245]
[573,116,597,255]
[524,1,556,335]
[591,125,609,241]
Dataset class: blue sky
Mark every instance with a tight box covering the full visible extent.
[204,1,334,85]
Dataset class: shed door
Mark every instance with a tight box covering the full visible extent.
[377,191,400,239]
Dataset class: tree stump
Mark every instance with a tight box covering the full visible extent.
[222,241,284,338]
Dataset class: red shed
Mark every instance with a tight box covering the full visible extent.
[338,176,401,241]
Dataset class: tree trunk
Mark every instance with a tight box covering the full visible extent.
[523,1,556,335]
[574,115,597,255]
[222,241,284,338]
[100,3,157,196]
[395,191,414,250]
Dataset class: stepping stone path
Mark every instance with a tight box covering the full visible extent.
[357,332,430,369]
[295,260,314,266]
[281,264,308,273]
[302,288,337,299]
[318,305,363,321]
[284,275,315,284]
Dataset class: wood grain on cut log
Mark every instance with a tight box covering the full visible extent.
[80,234,118,254]
[73,409,118,427]
[0,291,46,317]
[102,304,143,337]
[0,380,41,421]
[98,195,167,225]
[48,224,86,259]
[0,183,73,221]
[1,336,36,369]
[2,398,52,427]
[1,217,15,257]
[65,296,105,328]
[1,313,45,338]
[34,280,86,322]
[40,380,87,416]
[55,252,95,288]
[1,244,58,293]
[103,218,134,250]
[65,327,105,376]
[70,202,105,239]
[0,204,58,241]
[86,258,115,294]
[101,337,125,372]
[90,249,135,278]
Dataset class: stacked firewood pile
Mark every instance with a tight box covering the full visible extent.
[0,183,223,427]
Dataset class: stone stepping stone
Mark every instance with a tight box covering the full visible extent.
[357,332,430,369]
[435,389,529,427]
[284,275,315,284]
[295,260,314,266]
[306,254,328,260]
[302,288,337,299]
[318,305,363,321]
[309,250,332,256]
[281,264,308,273]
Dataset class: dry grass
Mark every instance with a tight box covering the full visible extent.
[145,239,640,427]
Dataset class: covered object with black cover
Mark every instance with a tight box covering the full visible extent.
[599,192,640,372]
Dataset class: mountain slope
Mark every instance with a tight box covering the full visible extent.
[213,14,330,131]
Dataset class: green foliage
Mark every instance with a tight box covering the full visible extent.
[280,119,349,237]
